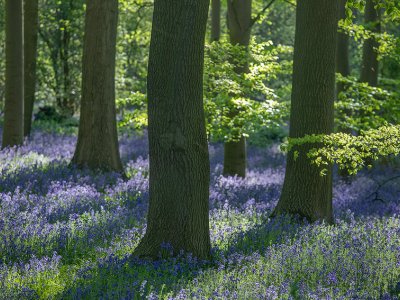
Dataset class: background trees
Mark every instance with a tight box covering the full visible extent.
[0,0,400,298]
[360,0,381,86]
[336,0,350,97]
[210,0,220,42]
[0,0,398,257]
[24,0,39,136]
[223,0,252,178]
[38,0,84,118]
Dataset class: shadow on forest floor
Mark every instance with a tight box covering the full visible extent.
[60,214,303,299]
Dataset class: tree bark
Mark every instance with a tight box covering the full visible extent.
[23,0,39,137]
[272,0,339,223]
[336,0,350,97]
[336,0,353,179]
[211,0,221,42]
[2,0,24,148]
[71,0,123,172]
[223,0,252,178]
[133,0,211,259]
[360,0,380,86]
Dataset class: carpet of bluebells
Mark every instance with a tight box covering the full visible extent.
[1,126,400,300]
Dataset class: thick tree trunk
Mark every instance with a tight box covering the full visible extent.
[360,0,380,86]
[2,0,24,148]
[336,0,350,97]
[272,0,338,223]
[211,0,221,42]
[24,0,39,137]
[133,0,211,259]
[223,0,252,178]
[71,0,123,172]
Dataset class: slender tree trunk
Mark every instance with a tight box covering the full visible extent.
[272,0,339,223]
[24,0,39,137]
[336,0,352,179]
[2,0,24,148]
[71,0,123,172]
[55,2,75,118]
[360,0,380,86]
[336,0,350,97]
[61,12,75,118]
[211,0,221,42]
[62,26,72,116]
[223,0,252,178]
[133,0,211,259]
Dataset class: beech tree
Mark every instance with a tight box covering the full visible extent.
[272,0,339,223]
[360,0,381,86]
[2,0,24,148]
[223,0,252,178]
[133,0,211,259]
[211,0,221,42]
[24,0,39,136]
[336,0,350,97]
[71,0,123,172]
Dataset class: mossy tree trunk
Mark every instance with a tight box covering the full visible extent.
[71,0,123,172]
[2,0,24,148]
[360,0,380,86]
[24,0,39,137]
[223,0,252,178]
[133,0,211,260]
[272,0,339,223]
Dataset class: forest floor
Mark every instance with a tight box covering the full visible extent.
[0,125,400,299]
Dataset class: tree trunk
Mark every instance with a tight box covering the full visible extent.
[360,0,380,86]
[2,0,24,148]
[336,0,352,179]
[71,0,123,173]
[133,0,211,259]
[272,0,338,223]
[24,0,39,137]
[223,0,252,178]
[54,1,76,118]
[336,0,350,97]
[211,0,221,42]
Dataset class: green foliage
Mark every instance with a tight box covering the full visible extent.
[116,0,152,95]
[203,38,291,142]
[342,0,400,62]
[115,0,152,133]
[283,124,400,175]
[252,0,296,47]
[116,91,148,131]
[335,74,400,132]
[346,0,400,22]
[339,20,400,62]
[32,118,79,135]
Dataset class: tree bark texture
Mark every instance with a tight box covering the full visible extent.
[24,0,39,137]
[360,0,380,86]
[223,0,252,178]
[336,0,350,97]
[273,0,339,223]
[71,0,123,172]
[133,0,211,259]
[2,0,24,148]
[211,0,221,42]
